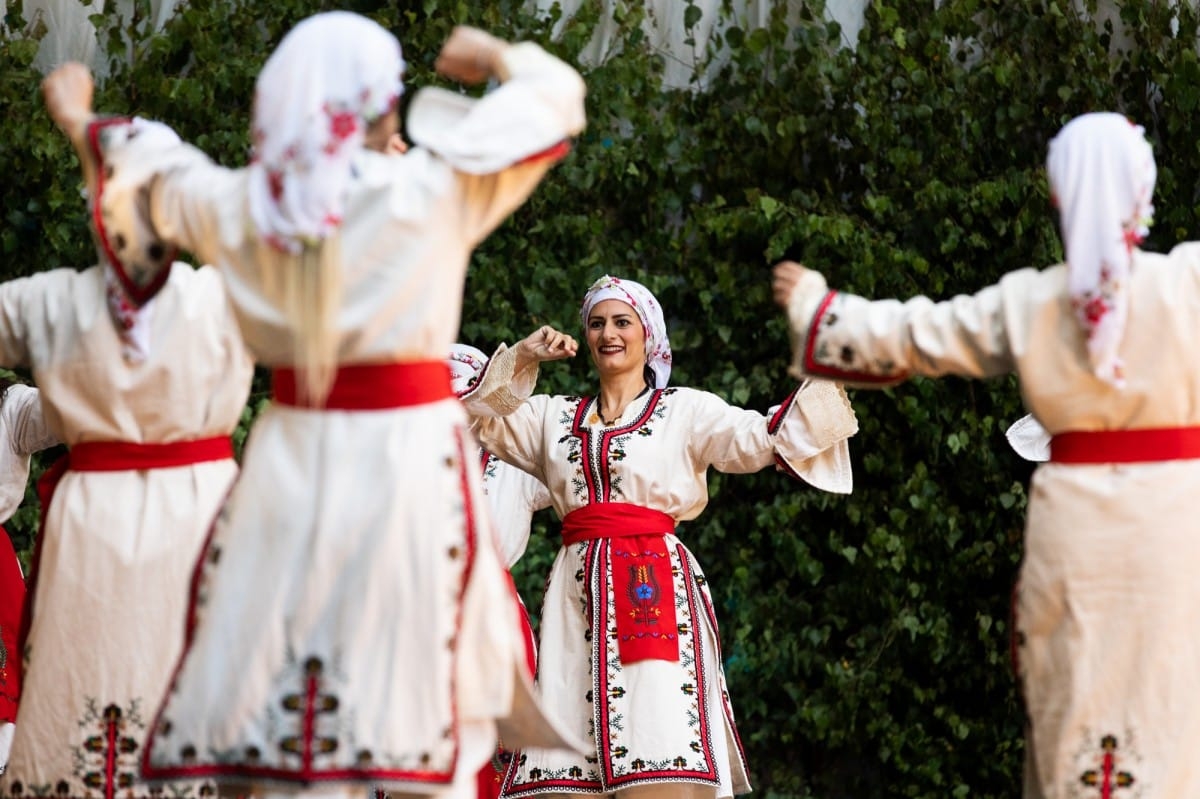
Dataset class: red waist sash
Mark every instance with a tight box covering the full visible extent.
[1050,427,1200,464]
[561,503,679,664]
[560,502,675,544]
[272,361,452,410]
[68,437,234,471]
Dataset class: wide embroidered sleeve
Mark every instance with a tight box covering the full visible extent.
[686,382,858,494]
[784,267,1026,387]
[459,343,550,480]
[767,380,857,493]
[88,117,244,271]
[407,41,587,245]
[459,342,539,418]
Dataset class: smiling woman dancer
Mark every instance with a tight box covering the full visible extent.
[42,10,587,799]
[458,275,858,799]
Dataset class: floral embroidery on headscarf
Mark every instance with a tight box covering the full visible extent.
[447,343,489,397]
[580,275,673,388]
[1046,112,1156,388]
[247,11,405,255]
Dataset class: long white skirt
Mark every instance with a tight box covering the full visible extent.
[143,399,571,794]
[1016,460,1200,798]
[502,534,750,798]
[0,461,235,799]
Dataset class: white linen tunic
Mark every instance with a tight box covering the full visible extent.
[91,44,588,793]
[0,262,252,799]
[784,244,1200,799]
[463,352,857,798]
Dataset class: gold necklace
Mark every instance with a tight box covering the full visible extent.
[589,399,620,426]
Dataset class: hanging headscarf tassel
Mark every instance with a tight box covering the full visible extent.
[1046,112,1156,388]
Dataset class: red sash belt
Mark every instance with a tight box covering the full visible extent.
[272,361,452,410]
[562,503,679,664]
[1050,427,1200,464]
[560,502,675,544]
[67,437,234,471]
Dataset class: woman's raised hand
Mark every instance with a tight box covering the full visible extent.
[42,62,96,146]
[435,26,510,85]
[771,261,813,309]
[516,325,578,366]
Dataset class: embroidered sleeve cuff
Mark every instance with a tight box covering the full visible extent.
[795,290,910,387]
[459,342,539,417]
[771,380,858,494]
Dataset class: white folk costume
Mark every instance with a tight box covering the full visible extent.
[0,384,59,777]
[449,345,550,799]
[85,13,588,796]
[782,113,1200,799]
[0,250,252,799]
[459,277,858,798]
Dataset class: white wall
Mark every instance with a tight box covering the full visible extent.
[8,0,1192,83]
[531,0,869,88]
[8,0,180,76]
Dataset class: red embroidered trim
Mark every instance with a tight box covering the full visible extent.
[103,709,119,799]
[767,386,799,435]
[515,140,572,166]
[802,290,905,384]
[692,546,745,775]
[1079,735,1136,797]
[86,118,175,307]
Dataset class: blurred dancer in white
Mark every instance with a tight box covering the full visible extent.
[0,77,252,797]
[775,112,1200,799]
[43,10,587,799]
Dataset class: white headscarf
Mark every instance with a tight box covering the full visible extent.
[448,343,489,396]
[1045,112,1156,387]
[580,275,672,388]
[247,11,405,254]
